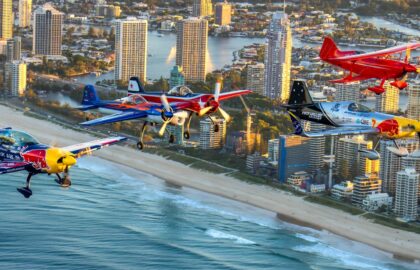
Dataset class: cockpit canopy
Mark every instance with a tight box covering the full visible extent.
[348,103,372,113]
[120,94,147,105]
[167,85,194,96]
[0,129,39,147]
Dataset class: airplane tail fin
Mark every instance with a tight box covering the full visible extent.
[319,36,341,60]
[82,85,100,106]
[287,80,314,107]
[128,77,145,95]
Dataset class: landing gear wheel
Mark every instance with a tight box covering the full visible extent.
[169,134,175,144]
[17,187,32,198]
[55,175,72,187]
[183,131,190,139]
[214,124,219,133]
[136,141,144,150]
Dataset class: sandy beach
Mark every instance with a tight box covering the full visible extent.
[1,104,420,261]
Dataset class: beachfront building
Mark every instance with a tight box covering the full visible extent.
[6,37,21,62]
[402,150,420,199]
[286,171,310,186]
[264,12,292,102]
[331,181,354,201]
[246,63,265,95]
[215,2,231,26]
[408,80,420,121]
[0,0,12,40]
[169,65,185,89]
[33,4,63,56]
[199,117,226,150]
[268,139,279,164]
[375,81,399,114]
[395,168,419,221]
[5,61,27,97]
[362,193,393,212]
[278,135,310,183]
[19,0,32,28]
[246,152,262,174]
[96,4,121,19]
[380,139,418,195]
[334,82,360,103]
[114,18,148,83]
[336,136,379,180]
[352,174,382,206]
[193,0,213,17]
[176,18,208,82]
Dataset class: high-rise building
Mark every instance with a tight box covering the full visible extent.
[334,82,360,102]
[401,150,420,199]
[278,135,310,183]
[395,168,418,221]
[169,65,185,89]
[336,136,379,180]
[193,0,213,17]
[268,139,279,163]
[215,2,231,26]
[0,0,12,40]
[6,37,21,62]
[407,80,420,121]
[305,92,327,172]
[19,0,32,28]
[375,81,399,113]
[5,61,26,97]
[33,4,63,56]
[199,117,226,149]
[96,4,121,18]
[246,63,265,95]
[379,139,418,195]
[176,18,208,82]
[352,174,382,206]
[114,18,148,83]
[264,12,292,102]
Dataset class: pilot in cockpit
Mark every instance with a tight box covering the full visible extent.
[167,85,194,97]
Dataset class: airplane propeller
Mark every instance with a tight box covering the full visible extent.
[198,82,231,122]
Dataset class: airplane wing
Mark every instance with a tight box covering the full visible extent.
[330,73,374,84]
[218,90,252,101]
[302,126,378,137]
[62,137,127,157]
[331,43,420,61]
[0,161,29,174]
[80,111,148,126]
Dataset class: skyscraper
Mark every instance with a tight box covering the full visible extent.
[264,12,292,102]
[352,174,382,206]
[33,4,63,56]
[401,150,420,199]
[379,139,418,195]
[176,18,208,82]
[375,81,399,113]
[6,37,21,62]
[395,168,418,221]
[200,117,226,149]
[114,18,148,83]
[193,0,213,17]
[336,136,379,180]
[169,65,185,89]
[408,80,420,121]
[5,61,26,97]
[215,2,231,26]
[334,82,360,102]
[0,0,12,40]
[278,135,310,183]
[19,0,32,28]
[246,63,265,95]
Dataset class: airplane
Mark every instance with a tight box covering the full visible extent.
[284,80,420,160]
[127,77,251,136]
[78,85,190,150]
[0,127,126,198]
[319,36,420,95]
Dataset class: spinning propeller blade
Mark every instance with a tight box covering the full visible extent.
[199,106,213,116]
[160,94,171,112]
[159,121,169,136]
[214,82,221,102]
[218,107,231,122]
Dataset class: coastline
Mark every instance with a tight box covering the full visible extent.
[1,104,420,262]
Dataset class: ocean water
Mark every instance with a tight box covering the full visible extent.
[0,157,417,270]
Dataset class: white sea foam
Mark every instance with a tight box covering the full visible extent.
[294,233,319,243]
[205,229,256,245]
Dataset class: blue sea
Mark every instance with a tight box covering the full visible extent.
[0,157,417,270]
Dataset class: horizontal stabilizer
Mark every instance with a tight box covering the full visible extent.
[301,126,378,137]
[75,105,98,111]
[80,111,148,126]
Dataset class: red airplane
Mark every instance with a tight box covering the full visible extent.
[319,37,420,94]
[127,77,251,138]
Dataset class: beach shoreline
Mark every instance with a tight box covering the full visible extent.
[1,104,420,262]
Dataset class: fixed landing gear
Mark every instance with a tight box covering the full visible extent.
[214,124,219,133]
[169,134,175,144]
[55,173,72,188]
[183,131,190,139]
[17,172,35,198]
[136,141,144,150]
[136,121,148,151]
